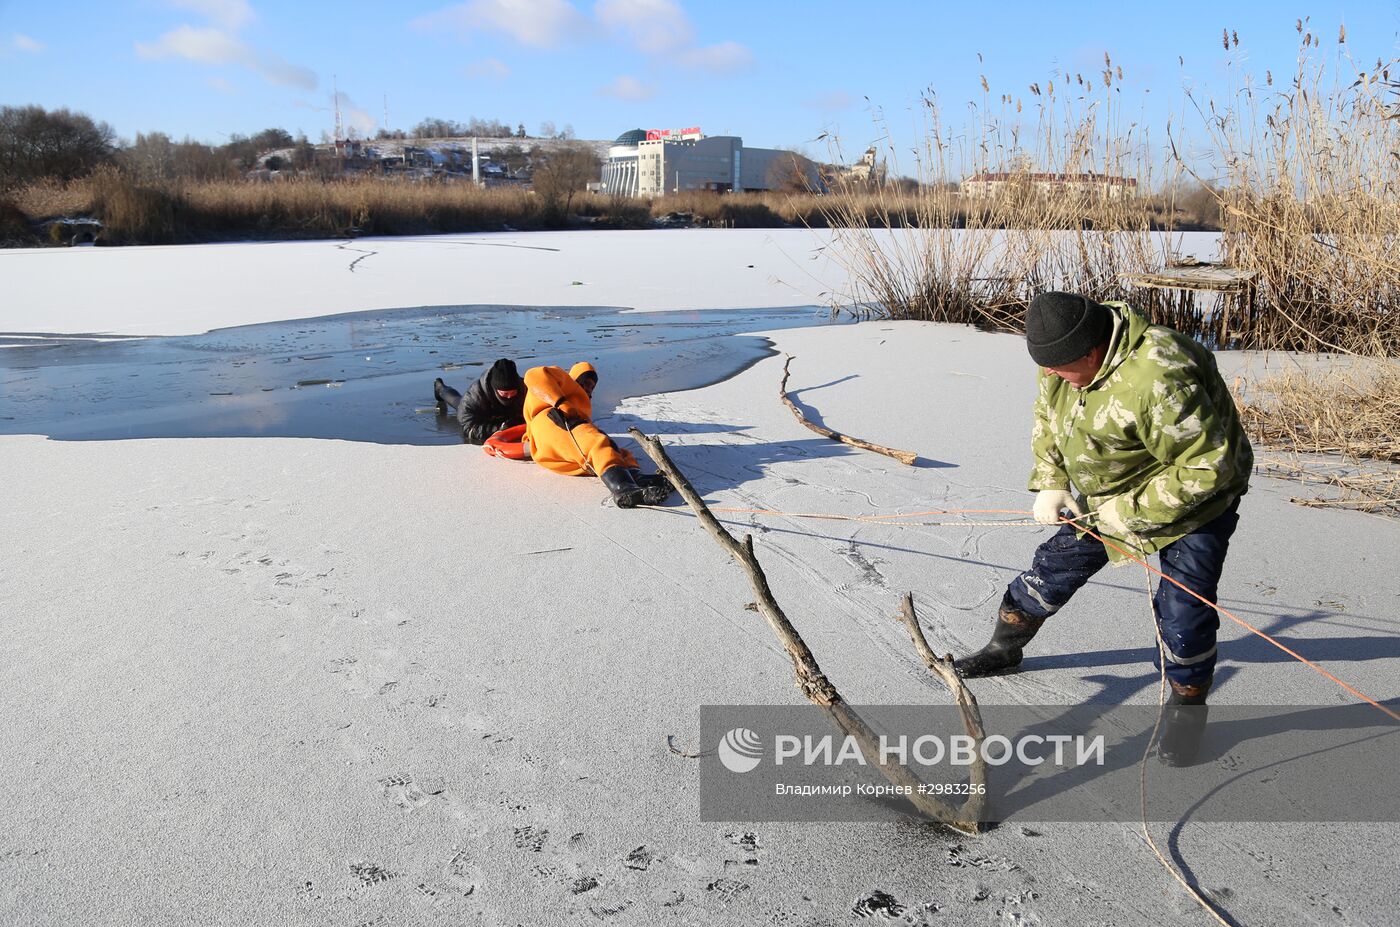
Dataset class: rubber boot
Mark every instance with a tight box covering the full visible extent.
[952,591,1047,678]
[600,466,647,509]
[630,469,674,505]
[1158,679,1211,768]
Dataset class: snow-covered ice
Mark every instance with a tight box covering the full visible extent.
[3,230,1395,926]
[0,228,1224,337]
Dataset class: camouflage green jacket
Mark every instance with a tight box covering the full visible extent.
[1029,302,1252,561]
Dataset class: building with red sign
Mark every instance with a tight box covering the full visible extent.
[600,127,819,196]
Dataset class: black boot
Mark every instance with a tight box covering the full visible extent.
[433,378,450,415]
[1158,679,1211,767]
[953,591,1047,678]
[630,469,674,505]
[600,466,647,509]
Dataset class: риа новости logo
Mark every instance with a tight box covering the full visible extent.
[718,727,763,773]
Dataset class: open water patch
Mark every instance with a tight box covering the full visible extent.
[0,304,839,444]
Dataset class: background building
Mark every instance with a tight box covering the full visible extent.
[600,127,821,196]
[960,171,1139,199]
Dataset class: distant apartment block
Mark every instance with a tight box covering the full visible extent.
[961,171,1139,199]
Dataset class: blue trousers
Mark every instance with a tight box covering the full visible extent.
[1006,500,1241,687]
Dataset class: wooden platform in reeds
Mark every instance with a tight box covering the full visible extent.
[1121,262,1260,348]
[1121,262,1258,293]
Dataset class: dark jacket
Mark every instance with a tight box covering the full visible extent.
[458,358,525,444]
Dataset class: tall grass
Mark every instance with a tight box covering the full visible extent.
[817,54,1170,333]
[82,172,557,243]
[5,171,1205,248]
[1239,362,1400,516]
[820,27,1400,357]
[10,174,915,243]
[1188,20,1400,354]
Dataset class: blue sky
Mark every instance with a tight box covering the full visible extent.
[3,0,1397,176]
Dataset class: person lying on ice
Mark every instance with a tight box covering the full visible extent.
[522,361,673,508]
[954,291,1253,766]
[433,358,526,445]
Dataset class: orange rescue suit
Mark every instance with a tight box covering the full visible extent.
[522,362,637,476]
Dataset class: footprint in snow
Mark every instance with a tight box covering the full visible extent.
[851,889,906,919]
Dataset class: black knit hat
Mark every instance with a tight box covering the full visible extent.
[1025,292,1113,367]
[486,358,521,392]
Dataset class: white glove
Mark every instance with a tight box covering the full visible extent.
[1033,489,1083,526]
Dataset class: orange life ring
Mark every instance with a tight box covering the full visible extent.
[482,423,529,459]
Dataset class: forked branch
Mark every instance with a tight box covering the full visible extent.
[629,426,985,833]
[896,592,987,823]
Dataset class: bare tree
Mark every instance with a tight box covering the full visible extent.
[1175,181,1221,229]
[222,128,294,172]
[121,131,176,182]
[170,138,233,180]
[291,136,316,171]
[531,143,600,224]
[765,150,819,193]
[0,105,115,183]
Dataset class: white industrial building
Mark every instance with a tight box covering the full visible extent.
[599,127,819,196]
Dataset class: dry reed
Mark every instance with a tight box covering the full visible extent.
[1239,365,1400,462]
[4,169,1202,249]
[4,175,884,242]
[815,57,1170,333]
[1207,23,1400,514]
[820,26,1400,357]
[1239,364,1400,516]
[1184,20,1400,354]
[815,26,1399,513]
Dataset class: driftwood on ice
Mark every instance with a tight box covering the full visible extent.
[779,355,919,466]
[629,426,986,833]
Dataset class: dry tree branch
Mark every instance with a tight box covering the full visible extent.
[896,593,987,822]
[780,355,919,466]
[629,426,985,834]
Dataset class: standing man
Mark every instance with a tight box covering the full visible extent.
[954,292,1253,765]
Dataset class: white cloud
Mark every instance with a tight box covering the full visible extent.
[206,76,236,93]
[138,25,244,65]
[12,33,43,53]
[592,1,750,73]
[465,56,510,79]
[678,40,753,74]
[598,75,655,100]
[411,0,590,48]
[136,24,317,90]
[412,0,752,74]
[594,0,690,53]
[166,0,254,30]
